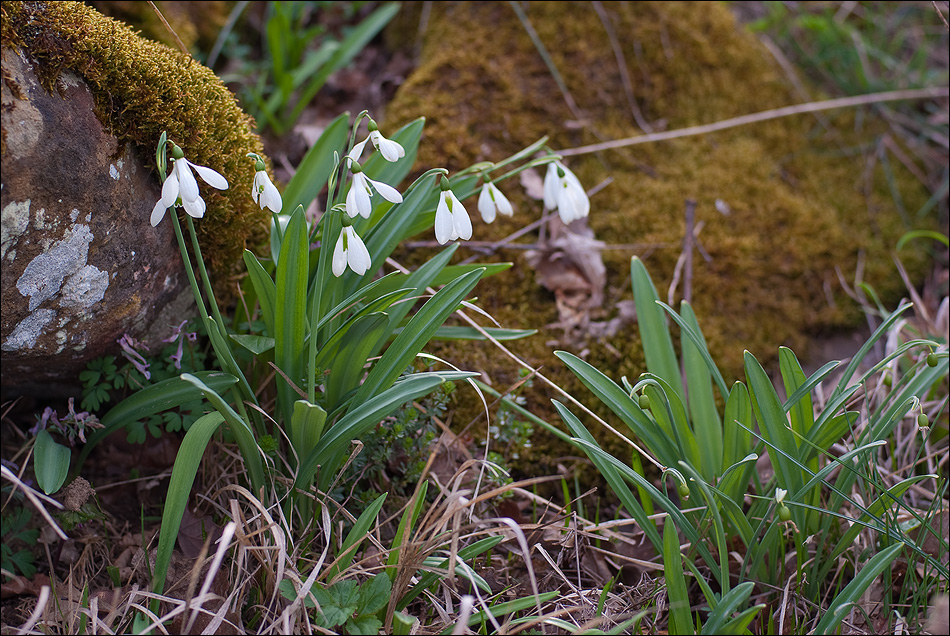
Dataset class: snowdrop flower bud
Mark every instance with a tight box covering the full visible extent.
[367,118,405,162]
[151,142,228,227]
[249,154,282,213]
[543,159,589,225]
[332,220,372,277]
[345,160,404,219]
[434,177,472,244]
[775,488,787,505]
[477,180,513,224]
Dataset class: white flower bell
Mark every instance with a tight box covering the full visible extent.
[543,159,589,225]
[332,224,372,277]
[367,119,405,162]
[434,178,472,244]
[477,181,513,224]
[345,161,403,219]
[151,143,228,227]
[249,155,282,213]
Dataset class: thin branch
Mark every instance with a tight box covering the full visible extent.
[558,87,950,157]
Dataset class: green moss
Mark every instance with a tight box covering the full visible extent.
[2,1,268,283]
[382,1,934,478]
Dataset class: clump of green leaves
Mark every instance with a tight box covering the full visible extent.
[1,503,39,579]
[279,573,391,634]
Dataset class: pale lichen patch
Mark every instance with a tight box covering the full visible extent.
[1,198,30,259]
[1,308,56,352]
[17,224,94,310]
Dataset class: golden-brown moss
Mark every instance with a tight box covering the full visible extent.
[382,1,934,475]
[1,0,268,283]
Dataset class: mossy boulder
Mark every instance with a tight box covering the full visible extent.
[1,1,268,389]
[382,2,933,477]
[1,1,269,282]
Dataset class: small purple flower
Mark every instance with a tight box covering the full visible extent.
[163,320,196,370]
[118,334,151,380]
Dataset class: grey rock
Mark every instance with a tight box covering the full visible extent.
[1,48,193,390]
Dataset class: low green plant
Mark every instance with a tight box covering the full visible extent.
[222,1,400,135]
[0,503,39,579]
[520,256,947,633]
[66,107,578,629]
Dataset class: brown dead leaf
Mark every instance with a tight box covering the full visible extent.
[525,216,606,336]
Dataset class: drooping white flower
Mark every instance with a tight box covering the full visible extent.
[249,156,282,213]
[332,225,372,277]
[543,159,589,225]
[477,181,514,224]
[151,143,228,227]
[434,179,473,244]
[775,488,787,505]
[345,161,403,219]
[367,119,405,162]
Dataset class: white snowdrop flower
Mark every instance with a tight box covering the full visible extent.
[332,225,372,277]
[249,155,282,213]
[543,159,589,225]
[367,119,405,162]
[775,488,787,505]
[345,161,403,219]
[477,181,513,224]
[434,178,473,244]
[151,143,228,227]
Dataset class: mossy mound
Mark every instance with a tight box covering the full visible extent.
[88,1,233,55]
[1,1,268,283]
[382,2,933,478]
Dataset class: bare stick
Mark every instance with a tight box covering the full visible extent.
[558,87,950,157]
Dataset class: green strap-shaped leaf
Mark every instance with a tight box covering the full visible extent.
[243,250,276,336]
[679,302,722,480]
[324,313,390,412]
[274,206,310,427]
[76,371,239,471]
[295,371,477,491]
[812,543,903,635]
[281,112,350,214]
[631,257,684,401]
[324,493,388,582]
[152,412,225,596]
[663,519,694,635]
[352,269,483,407]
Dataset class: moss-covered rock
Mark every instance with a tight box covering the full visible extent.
[1,0,269,283]
[381,1,934,479]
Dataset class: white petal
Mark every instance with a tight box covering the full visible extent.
[176,160,199,203]
[368,177,403,204]
[150,199,168,227]
[332,232,348,277]
[190,161,229,190]
[492,183,514,216]
[182,195,206,219]
[345,186,361,218]
[478,185,496,224]
[262,178,283,213]
[543,162,560,210]
[351,174,373,218]
[450,193,472,240]
[160,171,180,208]
[348,138,369,163]
[372,131,405,162]
[565,180,589,218]
[252,172,264,205]
[435,194,454,245]
[345,227,371,275]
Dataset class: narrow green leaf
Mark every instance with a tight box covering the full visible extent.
[152,412,225,595]
[443,593,560,633]
[291,399,327,463]
[679,302,722,480]
[295,371,476,490]
[281,112,349,214]
[396,325,537,341]
[325,313,390,411]
[631,257,684,400]
[744,351,803,494]
[397,536,503,610]
[33,430,70,495]
[274,206,310,427]
[77,372,238,470]
[812,544,903,635]
[325,493,388,582]
[664,519,694,635]
[721,381,753,501]
[352,269,483,407]
[387,480,429,574]
[242,250,276,335]
[229,333,275,355]
[180,374,264,492]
